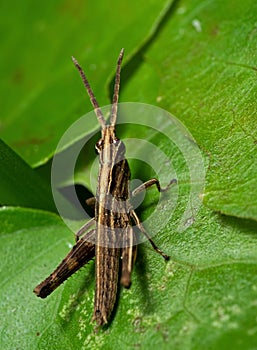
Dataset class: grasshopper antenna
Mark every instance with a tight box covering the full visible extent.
[72,56,106,128]
[110,48,124,127]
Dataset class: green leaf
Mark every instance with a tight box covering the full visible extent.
[0,139,55,211]
[120,0,257,221]
[0,0,169,167]
[1,206,257,350]
[1,0,257,349]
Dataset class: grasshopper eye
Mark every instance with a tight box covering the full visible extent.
[95,139,103,154]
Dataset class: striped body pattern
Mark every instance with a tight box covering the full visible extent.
[34,49,172,326]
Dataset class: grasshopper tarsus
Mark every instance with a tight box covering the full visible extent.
[132,177,177,197]
[148,241,170,261]
[160,178,177,192]
[158,251,170,261]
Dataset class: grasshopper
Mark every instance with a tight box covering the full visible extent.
[34,49,175,325]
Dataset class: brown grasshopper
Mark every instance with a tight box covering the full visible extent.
[34,49,176,325]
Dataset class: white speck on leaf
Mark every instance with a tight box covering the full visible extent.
[177,7,186,14]
[67,242,73,249]
[192,19,202,33]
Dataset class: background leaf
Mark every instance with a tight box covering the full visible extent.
[0,0,169,167]
[0,139,55,211]
[120,0,257,220]
[1,205,257,350]
[1,0,257,349]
